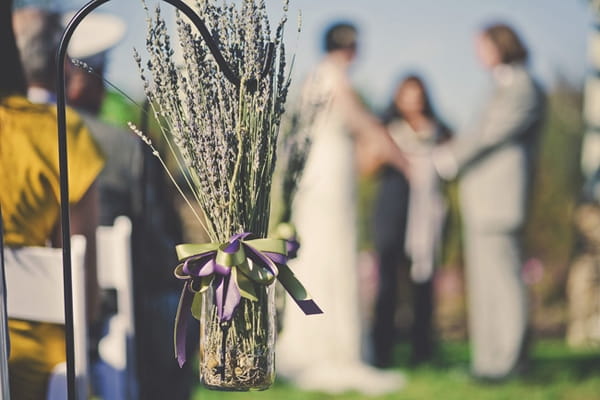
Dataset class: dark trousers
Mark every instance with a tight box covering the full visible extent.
[371,247,403,367]
[411,279,434,364]
[371,251,435,367]
[371,168,435,367]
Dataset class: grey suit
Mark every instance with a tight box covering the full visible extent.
[79,113,144,225]
[80,114,194,399]
[435,64,545,378]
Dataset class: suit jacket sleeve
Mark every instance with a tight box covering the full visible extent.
[434,72,542,180]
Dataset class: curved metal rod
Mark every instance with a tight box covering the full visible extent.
[0,206,10,399]
[57,4,108,398]
[56,1,274,398]
[163,0,241,87]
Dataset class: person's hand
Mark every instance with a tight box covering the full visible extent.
[356,136,384,176]
[391,150,411,180]
[380,133,410,179]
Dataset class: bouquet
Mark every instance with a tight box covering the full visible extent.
[132,0,320,391]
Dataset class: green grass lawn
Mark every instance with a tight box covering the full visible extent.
[192,340,600,400]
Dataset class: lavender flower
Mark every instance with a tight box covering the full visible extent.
[135,0,291,242]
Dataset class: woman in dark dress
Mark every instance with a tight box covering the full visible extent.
[371,75,451,367]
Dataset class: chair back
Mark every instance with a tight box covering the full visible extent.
[4,235,88,400]
[95,216,137,400]
[96,216,135,338]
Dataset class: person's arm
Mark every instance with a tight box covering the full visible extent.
[335,81,409,177]
[49,110,105,322]
[70,182,100,323]
[434,80,543,180]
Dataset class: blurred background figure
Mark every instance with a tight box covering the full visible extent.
[276,21,407,395]
[63,11,192,400]
[433,23,545,381]
[63,12,142,400]
[63,13,140,229]
[2,0,105,397]
[371,75,452,368]
[13,4,192,398]
[13,6,137,397]
[12,6,62,104]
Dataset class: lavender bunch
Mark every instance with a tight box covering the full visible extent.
[134,0,292,242]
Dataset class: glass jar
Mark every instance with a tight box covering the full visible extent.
[199,283,276,391]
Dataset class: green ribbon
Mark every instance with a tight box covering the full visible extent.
[173,233,322,367]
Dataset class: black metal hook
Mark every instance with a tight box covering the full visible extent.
[56,1,275,398]
[245,42,276,93]
[0,205,10,398]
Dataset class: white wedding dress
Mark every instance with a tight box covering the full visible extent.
[276,60,404,395]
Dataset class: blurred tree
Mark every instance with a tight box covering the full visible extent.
[525,80,584,335]
[99,89,141,127]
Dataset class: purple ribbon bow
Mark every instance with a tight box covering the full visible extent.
[173,232,321,366]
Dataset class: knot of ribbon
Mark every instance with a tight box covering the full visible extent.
[173,232,322,366]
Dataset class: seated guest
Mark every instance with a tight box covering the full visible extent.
[1,0,105,398]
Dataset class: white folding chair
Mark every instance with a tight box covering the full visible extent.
[4,235,88,400]
[95,216,137,400]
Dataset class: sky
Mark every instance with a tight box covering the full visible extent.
[60,0,593,131]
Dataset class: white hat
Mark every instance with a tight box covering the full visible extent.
[14,0,59,12]
[63,11,126,66]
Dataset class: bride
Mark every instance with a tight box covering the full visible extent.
[276,22,408,395]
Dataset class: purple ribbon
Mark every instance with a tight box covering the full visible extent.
[173,232,321,366]
[286,238,300,259]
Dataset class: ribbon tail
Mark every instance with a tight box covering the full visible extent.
[277,264,323,315]
[214,276,225,321]
[223,268,242,320]
[214,272,242,321]
[174,281,195,367]
[262,251,287,266]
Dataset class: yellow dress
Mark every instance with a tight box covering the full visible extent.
[0,95,105,400]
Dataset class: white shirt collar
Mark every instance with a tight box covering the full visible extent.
[27,87,56,104]
[492,63,525,87]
